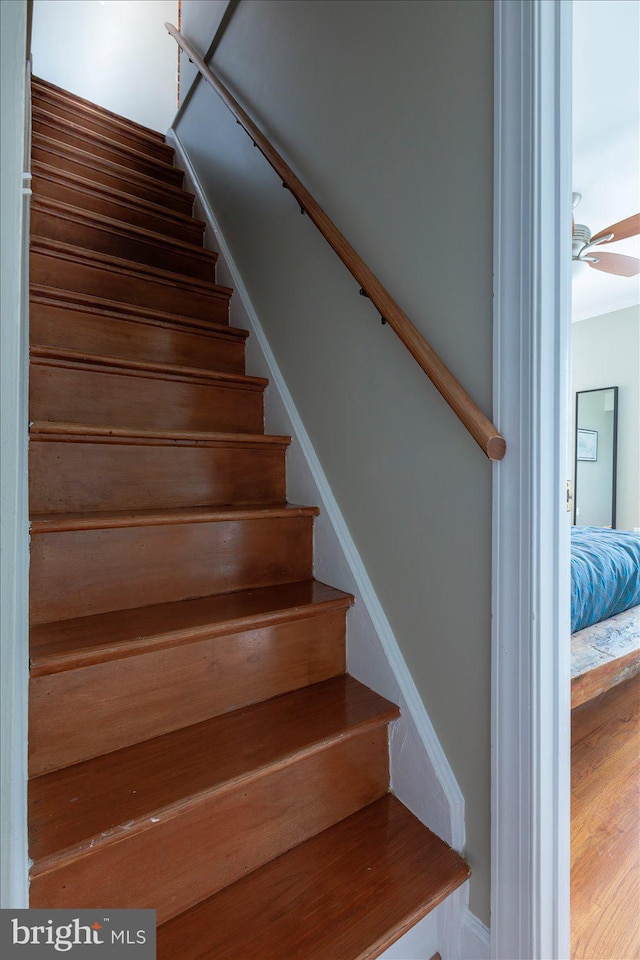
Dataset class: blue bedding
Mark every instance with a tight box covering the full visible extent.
[571,526,640,633]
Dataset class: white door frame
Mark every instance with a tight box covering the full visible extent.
[492,2,573,958]
[0,0,30,910]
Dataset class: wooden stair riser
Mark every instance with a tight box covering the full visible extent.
[30,435,287,513]
[32,110,182,186]
[29,608,347,775]
[30,296,246,374]
[29,515,315,622]
[30,247,230,324]
[31,89,174,163]
[30,361,264,434]
[32,77,166,146]
[31,201,216,282]
[32,137,194,214]
[32,167,205,245]
[29,726,390,923]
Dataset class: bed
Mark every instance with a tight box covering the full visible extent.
[571,526,640,707]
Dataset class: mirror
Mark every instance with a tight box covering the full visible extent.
[574,387,618,528]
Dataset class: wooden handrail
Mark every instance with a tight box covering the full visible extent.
[166,23,506,461]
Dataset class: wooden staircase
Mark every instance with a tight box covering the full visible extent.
[27,75,470,958]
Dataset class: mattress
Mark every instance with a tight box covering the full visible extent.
[571,526,640,633]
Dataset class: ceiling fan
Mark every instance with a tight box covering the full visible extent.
[572,193,640,277]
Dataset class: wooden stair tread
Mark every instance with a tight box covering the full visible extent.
[29,285,248,341]
[32,76,167,143]
[30,503,320,534]
[30,346,267,389]
[156,794,470,960]
[30,579,353,675]
[28,676,397,866]
[30,237,233,298]
[32,161,206,232]
[31,195,215,264]
[32,105,181,181]
[32,133,195,211]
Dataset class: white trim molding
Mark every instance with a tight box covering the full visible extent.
[492,2,572,959]
[0,6,30,909]
[461,908,491,960]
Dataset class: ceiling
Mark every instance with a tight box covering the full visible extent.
[572,0,640,322]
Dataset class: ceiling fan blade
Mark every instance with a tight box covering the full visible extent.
[587,251,640,277]
[590,212,640,245]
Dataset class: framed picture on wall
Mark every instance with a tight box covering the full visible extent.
[577,428,598,461]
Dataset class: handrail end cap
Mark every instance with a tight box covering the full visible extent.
[487,435,507,461]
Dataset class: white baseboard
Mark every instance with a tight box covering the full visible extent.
[379,904,442,960]
[460,908,490,960]
[168,128,470,956]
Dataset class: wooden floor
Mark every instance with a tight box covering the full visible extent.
[571,674,640,960]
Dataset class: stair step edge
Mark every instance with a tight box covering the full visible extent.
[29,421,289,445]
[30,504,320,534]
[30,346,267,388]
[30,287,248,340]
[29,678,398,872]
[30,581,354,676]
[32,195,215,261]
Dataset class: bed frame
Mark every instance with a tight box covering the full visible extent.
[571,605,640,708]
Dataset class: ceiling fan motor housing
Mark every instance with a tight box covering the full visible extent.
[572,223,592,260]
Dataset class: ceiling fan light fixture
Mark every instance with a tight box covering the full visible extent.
[572,258,590,278]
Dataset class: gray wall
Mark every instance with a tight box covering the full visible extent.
[176,0,494,923]
[572,305,640,531]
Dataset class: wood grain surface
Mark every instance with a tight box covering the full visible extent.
[32,163,205,244]
[30,240,231,323]
[30,679,395,922]
[30,579,353,674]
[156,794,469,960]
[30,289,247,373]
[32,107,182,184]
[571,675,640,960]
[30,423,287,513]
[30,357,264,435]
[31,196,216,280]
[29,607,348,773]
[29,507,316,622]
[32,134,195,213]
